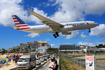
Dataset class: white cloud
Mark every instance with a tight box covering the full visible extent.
[46,0,105,24]
[25,33,39,38]
[50,0,105,15]
[1,0,105,26]
[84,0,105,15]
[65,31,79,39]
[50,44,55,47]
[49,0,85,23]
[96,41,105,45]
[78,42,95,46]
[90,24,105,38]
[0,0,48,26]
[28,8,48,24]
[0,0,28,26]
[1,0,105,39]
[81,32,87,38]
[50,44,58,48]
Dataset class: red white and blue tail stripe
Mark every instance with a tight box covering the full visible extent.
[12,15,30,29]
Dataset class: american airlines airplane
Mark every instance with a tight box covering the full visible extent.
[8,8,98,38]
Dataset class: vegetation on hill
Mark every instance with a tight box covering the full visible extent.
[47,48,58,54]
[0,48,8,54]
[95,44,105,48]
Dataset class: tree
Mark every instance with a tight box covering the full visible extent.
[1,48,7,54]
[96,44,105,48]
[22,48,24,52]
[0,49,1,53]
[25,48,28,52]
[47,48,58,54]
[99,44,103,48]
[27,45,31,53]
[16,48,19,53]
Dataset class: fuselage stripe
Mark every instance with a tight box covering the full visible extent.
[16,25,28,27]
[15,23,20,25]
[13,18,16,19]
[23,27,30,29]
[14,20,18,22]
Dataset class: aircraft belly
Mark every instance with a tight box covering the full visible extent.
[22,28,54,33]
[21,25,94,33]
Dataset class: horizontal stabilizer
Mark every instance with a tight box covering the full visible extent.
[8,25,23,30]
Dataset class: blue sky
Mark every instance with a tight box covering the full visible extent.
[0,0,105,49]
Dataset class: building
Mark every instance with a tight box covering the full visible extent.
[59,44,105,53]
[82,47,105,53]
[38,40,47,46]
[36,46,51,53]
[36,40,51,53]
[59,44,81,50]
[59,44,82,52]
[7,40,51,53]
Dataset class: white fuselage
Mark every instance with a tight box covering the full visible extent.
[21,21,98,33]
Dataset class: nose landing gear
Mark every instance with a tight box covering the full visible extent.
[53,32,59,38]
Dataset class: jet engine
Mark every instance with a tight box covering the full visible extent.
[62,31,71,35]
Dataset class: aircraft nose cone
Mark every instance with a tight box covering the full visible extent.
[96,23,99,26]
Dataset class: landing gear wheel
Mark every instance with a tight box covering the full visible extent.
[53,34,55,37]
[56,32,59,36]
[53,34,57,38]
[53,32,59,38]
[55,36,57,38]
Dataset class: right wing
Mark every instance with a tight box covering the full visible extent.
[28,8,64,32]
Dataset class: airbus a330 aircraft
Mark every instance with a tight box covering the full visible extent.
[8,8,98,38]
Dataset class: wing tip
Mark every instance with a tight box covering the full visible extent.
[28,8,33,13]
[28,8,31,11]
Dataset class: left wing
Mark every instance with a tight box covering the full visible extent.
[28,8,64,32]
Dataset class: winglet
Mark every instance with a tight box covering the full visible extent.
[28,8,37,16]
[28,8,33,13]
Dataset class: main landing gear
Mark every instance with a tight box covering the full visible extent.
[89,29,91,33]
[53,32,59,38]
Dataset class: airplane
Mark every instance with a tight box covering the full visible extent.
[8,8,98,38]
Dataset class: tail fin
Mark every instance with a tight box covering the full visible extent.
[12,15,28,27]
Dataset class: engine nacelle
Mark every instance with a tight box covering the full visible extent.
[62,31,71,35]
